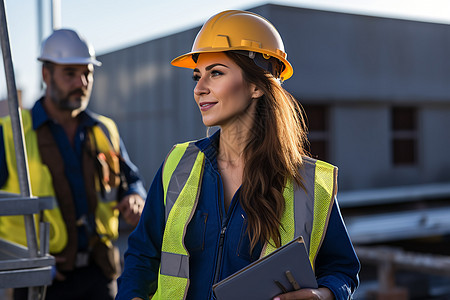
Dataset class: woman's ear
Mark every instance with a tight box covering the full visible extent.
[250,84,264,99]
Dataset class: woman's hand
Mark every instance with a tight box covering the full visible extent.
[273,287,334,300]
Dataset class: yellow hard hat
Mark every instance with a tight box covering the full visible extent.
[171,10,293,80]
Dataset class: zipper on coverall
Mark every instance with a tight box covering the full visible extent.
[212,175,239,286]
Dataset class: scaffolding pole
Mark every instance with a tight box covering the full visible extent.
[0,0,46,299]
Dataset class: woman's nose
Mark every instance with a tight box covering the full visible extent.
[194,77,209,95]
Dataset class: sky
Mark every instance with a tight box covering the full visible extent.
[1,0,450,108]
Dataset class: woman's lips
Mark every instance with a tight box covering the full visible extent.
[199,102,217,111]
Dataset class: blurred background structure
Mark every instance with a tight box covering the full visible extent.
[1,0,450,299]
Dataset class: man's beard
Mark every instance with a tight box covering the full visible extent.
[49,77,88,111]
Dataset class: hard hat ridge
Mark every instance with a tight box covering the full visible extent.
[38,29,102,66]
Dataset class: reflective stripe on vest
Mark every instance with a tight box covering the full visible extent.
[262,157,336,269]
[154,142,336,299]
[153,142,205,300]
[0,110,121,252]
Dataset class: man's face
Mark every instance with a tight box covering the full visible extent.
[44,63,94,112]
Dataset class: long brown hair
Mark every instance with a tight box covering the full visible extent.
[225,52,308,250]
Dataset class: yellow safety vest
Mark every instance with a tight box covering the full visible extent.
[152,141,337,299]
[0,110,121,253]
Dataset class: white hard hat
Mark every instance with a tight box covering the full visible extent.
[38,29,102,66]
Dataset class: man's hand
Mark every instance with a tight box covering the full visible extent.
[273,287,334,300]
[115,194,144,227]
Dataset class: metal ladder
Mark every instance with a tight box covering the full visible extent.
[0,0,54,299]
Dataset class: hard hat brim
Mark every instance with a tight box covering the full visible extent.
[38,56,102,67]
[171,48,293,80]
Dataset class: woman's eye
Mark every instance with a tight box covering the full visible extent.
[192,74,200,81]
[211,70,223,77]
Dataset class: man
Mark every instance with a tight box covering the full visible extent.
[0,29,146,299]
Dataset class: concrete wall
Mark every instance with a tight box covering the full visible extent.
[332,103,391,189]
[421,105,450,182]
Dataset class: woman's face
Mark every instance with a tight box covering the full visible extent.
[193,52,261,129]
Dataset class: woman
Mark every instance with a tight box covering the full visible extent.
[116,10,359,300]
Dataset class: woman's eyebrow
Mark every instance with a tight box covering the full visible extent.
[205,63,228,71]
[193,63,229,73]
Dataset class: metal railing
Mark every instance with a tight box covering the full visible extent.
[0,0,54,299]
[356,245,450,299]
